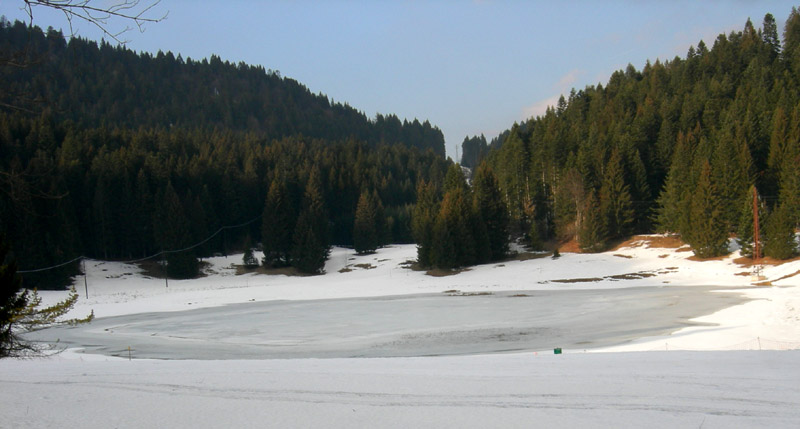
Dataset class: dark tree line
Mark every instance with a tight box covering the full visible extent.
[463,9,800,260]
[0,114,450,285]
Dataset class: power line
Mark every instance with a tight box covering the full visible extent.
[18,255,85,274]
[17,214,262,274]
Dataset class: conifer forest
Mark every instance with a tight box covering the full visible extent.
[2,8,800,289]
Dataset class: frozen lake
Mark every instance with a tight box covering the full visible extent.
[30,286,746,359]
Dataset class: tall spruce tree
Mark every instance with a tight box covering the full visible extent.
[412,180,439,268]
[432,187,477,268]
[777,112,800,228]
[763,203,797,260]
[291,167,330,274]
[353,190,379,254]
[154,182,199,279]
[600,148,634,240]
[431,209,457,269]
[711,121,753,233]
[656,130,697,235]
[579,190,607,252]
[262,177,295,267]
[372,190,389,246]
[472,165,509,261]
[687,161,729,258]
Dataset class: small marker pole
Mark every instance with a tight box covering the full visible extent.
[162,253,169,289]
[82,259,89,299]
[128,346,132,361]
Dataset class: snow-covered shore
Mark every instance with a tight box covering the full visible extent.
[37,235,800,352]
[3,235,799,427]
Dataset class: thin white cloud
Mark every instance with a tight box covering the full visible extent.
[556,69,582,91]
[521,69,583,120]
[522,94,560,120]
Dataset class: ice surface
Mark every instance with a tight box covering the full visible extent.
[28,287,746,359]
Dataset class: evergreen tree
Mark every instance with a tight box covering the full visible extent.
[431,209,457,269]
[579,190,607,252]
[0,235,27,357]
[777,116,800,228]
[432,187,476,268]
[784,7,800,73]
[472,165,509,260]
[154,182,199,279]
[711,118,754,233]
[1,235,93,357]
[763,203,797,260]
[372,190,389,246]
[600,148,634,240]
[134,169,154,257]
[242,236,259,268]
[291,214,328,274]
[736,186,764,259]
[353,190,379,254]
[762,13,781,57]
[261,177,295,267]
[291,167,330,274]
[443,163,468,194]
[528,218,543,251]
[687,161,729,258]
[469,204,492,264]
[460,134,488,170]
[656,130,697,235]
[412,180,439,268]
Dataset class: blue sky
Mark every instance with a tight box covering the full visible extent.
[2,1,798,159]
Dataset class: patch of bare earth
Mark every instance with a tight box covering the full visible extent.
[240,265,310,277]
[511,252,550,261]
[772,269,800,283]
[426,267,471,277]
[354,263,376,270]
[612,235,686,251]
[733,255,800,268]
[687,254,729,262]
[558,238,581,253]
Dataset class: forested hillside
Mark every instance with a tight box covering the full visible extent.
[0,20,445,155]
[457,10,800,262]
[0,20,450,287]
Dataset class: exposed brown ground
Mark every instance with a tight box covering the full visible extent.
[613,234,686,250]
[733,254,800,267]
[236,264,309,277]
[559,234,686,254]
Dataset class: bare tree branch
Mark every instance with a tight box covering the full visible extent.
[22,0,167,45]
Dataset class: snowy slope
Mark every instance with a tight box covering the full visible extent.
[2,350,798,428]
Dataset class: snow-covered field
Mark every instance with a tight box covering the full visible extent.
[2,236,800,427]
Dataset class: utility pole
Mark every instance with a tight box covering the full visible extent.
[752,186,765,282]
[753,186,760,261]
